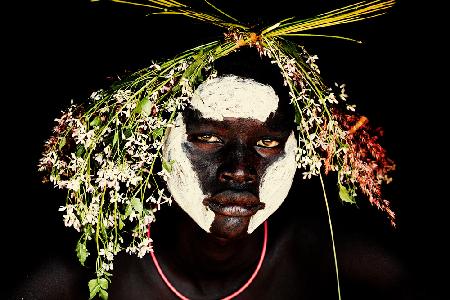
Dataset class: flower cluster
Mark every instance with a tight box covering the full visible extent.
[333,110,396,225]
[257,37,396,225]
[38,57,195,296]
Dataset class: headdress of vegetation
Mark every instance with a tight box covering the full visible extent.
[38,1,397,299]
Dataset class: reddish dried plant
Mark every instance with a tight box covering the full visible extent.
[332,108,396,226]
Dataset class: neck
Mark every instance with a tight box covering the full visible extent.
[152,204,264,291]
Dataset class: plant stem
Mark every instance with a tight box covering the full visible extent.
[319,171,342,300]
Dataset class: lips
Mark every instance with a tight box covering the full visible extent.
[203,190,265,217]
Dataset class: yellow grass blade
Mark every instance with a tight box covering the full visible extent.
[111,0,245,29]
[264,0,395,37]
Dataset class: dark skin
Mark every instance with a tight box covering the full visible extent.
[182,105,293,240]
[130,106,296,297]
[9,101,416,300]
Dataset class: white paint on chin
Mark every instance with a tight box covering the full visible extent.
[248,132,298,233]
[191,75,279,122]
[162,114,215,233]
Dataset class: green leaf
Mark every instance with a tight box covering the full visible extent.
[131,197,143,214]
[192,48,204,59]
[99,289,109,300]
[124,204,133,219]
[162,159,175,173]
[124,198,143,219]
[123,127,133,139]
[88,279,100,299]
[152,127,164,140]
[98,278,109,290]
[134,96,152,116]
[58,137,66,150]
[184,57,205,86]
[89,285,100,300]
[118,217,125,230]
[213,45,222,56]
[294,107,302,125]
[75,144,85,157]
[113,131,119,147]
[90,116,101,127]
[76,240,89,266]
[338,184,356,204]
[88,279,98,292]
[171,83,181,94]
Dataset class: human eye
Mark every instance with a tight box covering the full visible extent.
[256,138,280,148]
[196,134,223,143]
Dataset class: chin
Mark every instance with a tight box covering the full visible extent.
[209,214,251,241]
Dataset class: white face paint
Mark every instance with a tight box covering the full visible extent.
[248,132,297,233]
[162,115,215,233]
[162,75,297,234]
[190,75,279,122]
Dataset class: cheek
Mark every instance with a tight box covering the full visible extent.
[162,115,215,232]
[183,143,221,193]
[248,132,298,233]
[259,133,297,202]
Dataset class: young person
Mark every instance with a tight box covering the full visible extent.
[9,47,415,300]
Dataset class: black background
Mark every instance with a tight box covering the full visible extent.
[3,0,445,298]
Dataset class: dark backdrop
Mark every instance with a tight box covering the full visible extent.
[3,0,444,299]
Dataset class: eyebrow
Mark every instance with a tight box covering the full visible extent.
[183,106,293,133]
[185,117,291,138]
[184,117,229,131]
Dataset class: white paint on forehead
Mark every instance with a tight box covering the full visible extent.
[248,132,297,233]
[162,114,215,233]
[190,75,279,122]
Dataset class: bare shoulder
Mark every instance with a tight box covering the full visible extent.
[277,208,421,300]
[8,253,89,300]
[336,231,419,300]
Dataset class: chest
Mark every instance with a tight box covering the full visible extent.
[107,237,337,300]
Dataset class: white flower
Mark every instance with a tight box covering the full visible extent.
[68,153,85,172]
[150,91,159,101]
[114,90,133,103]
[94,153,104,164]
[137,237,152,258]
[66,177,81,192]
[102,261,114,272]
[306,55,318,64]
[128,211,137,222]
[83,202,99,225]
[325,93,338,104]
[103,214,115,228]
[150,63,161,70]
[90,90,103,101]
[338,83,348,101]
[346,104,356,111]
[61,205,81,231]
[104,145,111,157]
[143,214,155,225]
[99,243,115,261]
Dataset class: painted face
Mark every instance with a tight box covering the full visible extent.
[163,75,297,239]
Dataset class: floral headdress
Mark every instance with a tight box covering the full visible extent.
[38,1,397,298]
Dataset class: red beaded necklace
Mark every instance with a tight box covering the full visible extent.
[147,221,268,300]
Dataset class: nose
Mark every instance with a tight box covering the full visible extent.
[219,167,256,185]
[218,143,257,185]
